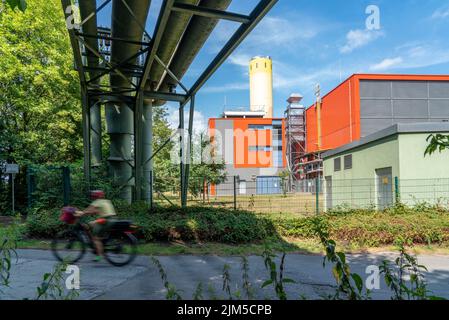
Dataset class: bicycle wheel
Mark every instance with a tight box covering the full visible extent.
[103,233,137,267]
[51,229,86,264]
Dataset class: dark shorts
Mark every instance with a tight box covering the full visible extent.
[91,218,114,237]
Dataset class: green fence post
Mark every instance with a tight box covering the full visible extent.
[394,176,400,204]
[233,176,237,211]
[26,167,32,209]
[62,166,71,206]
[26,166,36,210]
[315,176,320,214]
[149,170,154,212]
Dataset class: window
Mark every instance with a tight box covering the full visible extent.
[334,158,341,172]
[249,124,272,130]
[344,155,352,170]
[249,146,272,152]
[273,152,284,167]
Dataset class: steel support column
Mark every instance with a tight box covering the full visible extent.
[179,104,186,207]
[182,95,195,207]
[62,0,92,185]
[134,92,144,201]
[81,87,92,186]
[90,101,102,166]
[142,98,153,204]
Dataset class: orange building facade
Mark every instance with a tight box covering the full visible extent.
[208,117,287,195]
[305,74,449,154]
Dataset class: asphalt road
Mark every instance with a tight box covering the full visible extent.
[1,249,449,300]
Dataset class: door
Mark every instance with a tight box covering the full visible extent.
[239,181,247,195]
[325,176,333,210]
[376,167,393,210]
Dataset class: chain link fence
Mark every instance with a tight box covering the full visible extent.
[3,165,449,216]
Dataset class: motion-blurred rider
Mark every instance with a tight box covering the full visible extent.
[75,190,116,262]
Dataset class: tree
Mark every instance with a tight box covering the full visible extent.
[152,106,178,192]
[0,0,83,165]
[150,106,226,196]
[3,0,27,12]
[425,134,449,156]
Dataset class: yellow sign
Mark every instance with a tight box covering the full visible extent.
[382,177,389,185]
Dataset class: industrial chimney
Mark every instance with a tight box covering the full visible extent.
[249,56,273,118]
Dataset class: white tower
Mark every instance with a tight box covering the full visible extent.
[249,56,273,118]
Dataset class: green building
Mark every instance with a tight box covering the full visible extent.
[322,123,449,210]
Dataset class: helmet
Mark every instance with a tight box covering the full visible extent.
[90,190,105,200]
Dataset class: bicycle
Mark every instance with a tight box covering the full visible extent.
[51,207,138,267]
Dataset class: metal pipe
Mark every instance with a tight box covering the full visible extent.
[108,0,151,203]
[157,0,232,95]
[144,0,200,101]
[139,0,174,203]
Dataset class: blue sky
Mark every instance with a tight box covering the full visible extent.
[95,0,449,131]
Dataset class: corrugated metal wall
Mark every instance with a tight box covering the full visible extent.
[360,80,449,136]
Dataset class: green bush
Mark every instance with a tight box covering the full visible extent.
[25,204,278,244]
[274,207,449,247]
[26,209,65,238]
[24,203,449,247]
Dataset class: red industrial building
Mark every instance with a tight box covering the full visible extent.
[297,74,449,179]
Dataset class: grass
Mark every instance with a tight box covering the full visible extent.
[12,237,449,256]
[155,193,321,216]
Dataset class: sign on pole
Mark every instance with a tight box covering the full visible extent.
[4,164,19,214]
[5,164,19,174]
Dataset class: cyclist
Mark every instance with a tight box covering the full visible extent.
[75,190,116,262]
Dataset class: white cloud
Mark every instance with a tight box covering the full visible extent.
[247,16,319,46]
[369,44,449,71]
[228,54,252,67]
[370,57,403,71]
[432,6,449,19]
[167,104,208,134]
[340,29,383,54]
[202,82,249,94]
[210,14,323,55]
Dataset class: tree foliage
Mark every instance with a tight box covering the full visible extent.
[151,106,226,195]
[3,0,27,12]
[0,0,82,165]
[425,134,449,156]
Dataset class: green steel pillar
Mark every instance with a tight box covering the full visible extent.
[108,0,151,203]
[81,87,92,187]
[90,101,102,167]
[179,104,186,207]
[233,176,237,210]
[106,101,134,203]
[142,99,153,204]
[26,167,35,209]
[182,95,195,208]
[134,93,143,202]
[315,176,320,214]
